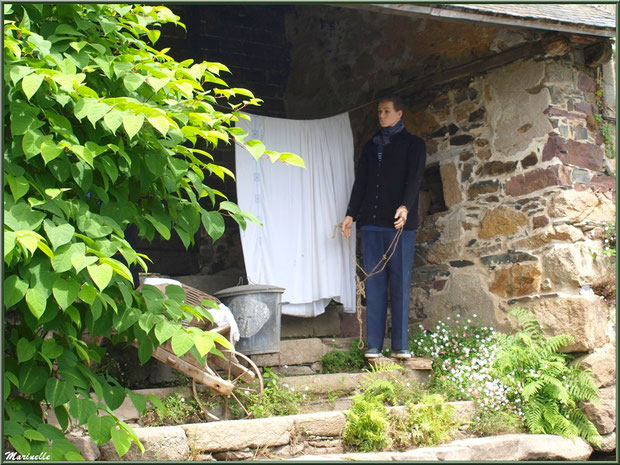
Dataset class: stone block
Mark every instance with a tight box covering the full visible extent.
[66,433,100,461]
[484,60,553,155]
[479,206,528,239]
[521,152,538,168]
[294,411,347,437]
[594,432,616,453]
[583,386,616,435]
[542,134,604,171]
[100,425,189,461]
[548,189,616,223]
[477,161,518,177]
[440,162,463,207]
[467,180,500,200]
[575,347,616,388]
[542,242,610,289]
[250,338,329,367]
[490,263,541,298]
[183,416,295,453]
[517,293,608,352]
[481,252,537,267]
[423,273,507,331]
[504,165,571,197]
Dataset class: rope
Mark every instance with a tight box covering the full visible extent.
[333,224,403,349]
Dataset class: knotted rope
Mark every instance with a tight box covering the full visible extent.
[333,225,403,348]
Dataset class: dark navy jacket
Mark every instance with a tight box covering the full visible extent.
[346,129,426,231]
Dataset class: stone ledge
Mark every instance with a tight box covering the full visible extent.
[287,434,593,461]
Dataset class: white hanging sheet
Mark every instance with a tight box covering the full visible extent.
[235,113,356,317]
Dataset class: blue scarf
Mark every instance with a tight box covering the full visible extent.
[372,119,404,147]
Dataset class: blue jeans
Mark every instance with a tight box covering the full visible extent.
[362,229,416,352]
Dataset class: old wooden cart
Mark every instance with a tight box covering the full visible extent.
[132,283,264,421]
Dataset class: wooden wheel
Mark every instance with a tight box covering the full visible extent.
[193,349,263,421]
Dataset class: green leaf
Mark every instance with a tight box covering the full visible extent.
[87,263,113,291]
[147,115,169,136]
[145,76,169,92]
[43,221,75,250]
[103,384,126,411]
[9,436,30,456]
[78,283,98,305]
[201,211,225,241]
[128,391,147,414]
[111,427,132,457]
[3,274,28,308]
[70,253,98,273]
[103,109,124,133]
[137,337,153,364]
[243,139,266,160]
[41,140,64,164]
[171,328,194,357]
[10,65,34,85]
[52,277,81,310]
[51,242,85,272]
[45,378,72,408]
[279,152,306,168]
[7,175,30,200]
[69,395,97,425]
[22,72,44,100]
[193,333,214,357]
[145,214,170,240]
[123,73,145,92]
[19,362,48,394]
[24,429,47,442]
[5,202,46,230]
[86,102,111,128]
[17,338,36,364]
[122,113,144,139]
[112,307,141,333]
[154,319,176,344]
[54,405,70,432]
[87,414,115,445]
[25,287,47,319]
[41,338,64,359]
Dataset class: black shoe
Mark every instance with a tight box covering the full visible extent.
[390,350,412,359]
[364,348,381,358]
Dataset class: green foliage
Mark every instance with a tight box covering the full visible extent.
[139,392,204,426]
[491,308,602,445]
[4,3,302,458]
[468,409,525,437]
[320,341,366,374]
[393,394,460,448]
[234,368,303,418]
[342,395,392,452]
[360,365,421,406]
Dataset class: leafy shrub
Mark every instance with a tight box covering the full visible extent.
[3,3,301,458]
[393,394,459,448]
[491,308,602,445]
[320,341,366,374]
[360,363,421,406]
[342,395,392,452]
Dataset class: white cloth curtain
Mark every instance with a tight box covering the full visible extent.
[234,113,356,317]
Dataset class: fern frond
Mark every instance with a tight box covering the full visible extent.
[509,308,543,339]
[524,398,546,433]
[568,409,602,446]
[522,379,545,400]
[541,334,574,355]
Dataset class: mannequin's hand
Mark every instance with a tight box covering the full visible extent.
[394,206,408,229]
[341,216,353,238]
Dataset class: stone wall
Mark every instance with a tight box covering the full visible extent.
[404,55,615,355]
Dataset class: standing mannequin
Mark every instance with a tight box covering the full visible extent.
[341,95,426,358]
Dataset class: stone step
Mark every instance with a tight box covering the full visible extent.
[279,367,431,396]
[96,401,477,461]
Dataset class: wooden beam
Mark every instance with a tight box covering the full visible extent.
[386,40,546,98]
